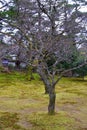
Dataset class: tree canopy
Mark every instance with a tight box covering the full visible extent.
[0,0,87,114]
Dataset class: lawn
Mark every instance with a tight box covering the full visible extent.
[0,72,87,130]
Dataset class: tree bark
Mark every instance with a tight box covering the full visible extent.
[48,87,56,115]
[45,85,49,94]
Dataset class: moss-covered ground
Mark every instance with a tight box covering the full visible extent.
[0,72,87,130]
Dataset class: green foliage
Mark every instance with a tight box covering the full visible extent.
[0,7,17,19]
[72,53,87,77]
[46,46,81,72]
[74,65,87,78]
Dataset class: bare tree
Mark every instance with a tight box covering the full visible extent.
[0,0,87,114]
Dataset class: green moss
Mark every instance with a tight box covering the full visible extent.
[0,112,21,130]
[0,72,87,129]
[27,111,75,130]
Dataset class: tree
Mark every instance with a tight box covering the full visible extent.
[0,0,87,114]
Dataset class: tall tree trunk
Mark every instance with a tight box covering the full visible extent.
[48,87,56,114]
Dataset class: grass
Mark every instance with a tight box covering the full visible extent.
[27,111,75,130]
[0,112,25,130]
[0,71,87,130]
